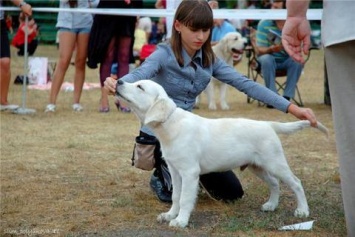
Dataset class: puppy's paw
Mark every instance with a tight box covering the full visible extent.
[261,202,277,212]
[294,208,309,218]
[208,103,217,110]
[220,102,230,110]
[157,212,175,223]
[169,218,188,228]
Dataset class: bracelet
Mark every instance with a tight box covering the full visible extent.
[18,1,27,8]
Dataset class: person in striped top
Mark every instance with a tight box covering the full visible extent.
[255,0,303,106]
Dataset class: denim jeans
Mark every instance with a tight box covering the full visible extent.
[257,54,303,99]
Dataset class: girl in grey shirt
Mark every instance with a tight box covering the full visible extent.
[105,0,319,203]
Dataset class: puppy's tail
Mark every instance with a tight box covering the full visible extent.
[269,120,329,137]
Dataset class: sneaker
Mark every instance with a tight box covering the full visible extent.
[0,104,19,111]
[45,104,56,112]
[72,103,83,112]
[150,169,172,203]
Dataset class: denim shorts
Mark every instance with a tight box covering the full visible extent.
[58,27,91,34]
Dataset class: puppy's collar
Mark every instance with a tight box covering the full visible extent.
[162,108,176,124]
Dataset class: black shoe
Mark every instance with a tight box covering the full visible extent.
[150,170,172,203]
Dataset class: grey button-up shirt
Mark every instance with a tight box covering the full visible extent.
[122,43,290,135]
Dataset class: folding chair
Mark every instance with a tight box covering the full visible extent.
[245,27,316,107]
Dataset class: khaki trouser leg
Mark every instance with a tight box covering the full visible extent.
[325,40,355,237]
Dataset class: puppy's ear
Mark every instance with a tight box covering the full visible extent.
[222,36,229,53]
[144,98,176,125]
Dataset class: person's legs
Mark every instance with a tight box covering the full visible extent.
[0,19,17,109]
[200,171,244,202]
[325,40,355,236]
[47,30,76,110]
[138,131,172,203]
[0,56,12,106]
[99,38,116,111]
[28,39,38,56]
[282,57,303,99]
[114,36,132,112]
[72,31,90,108]
[116,36,132,78]
[16,44,25,56]
[258,54,277,93]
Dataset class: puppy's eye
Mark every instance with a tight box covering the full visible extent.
[234,37,239,40]
[137,85,144,91]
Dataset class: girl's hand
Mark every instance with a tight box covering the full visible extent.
[287,104,317,127]
[104,77,118,95]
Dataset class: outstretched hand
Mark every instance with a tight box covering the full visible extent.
[282,17,311,64]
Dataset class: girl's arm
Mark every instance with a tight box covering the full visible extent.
[212,58,318,127]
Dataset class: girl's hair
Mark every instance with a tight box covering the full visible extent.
[68,0,78,8]
[170,0,215,67]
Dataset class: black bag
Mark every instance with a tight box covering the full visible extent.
[14,75,29,85]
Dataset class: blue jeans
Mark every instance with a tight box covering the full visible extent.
[257,54,303,99]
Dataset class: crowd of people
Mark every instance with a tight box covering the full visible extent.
[2,0,275,114]
[1,0,354,235]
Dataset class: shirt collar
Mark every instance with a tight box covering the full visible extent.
[182,48,203,67]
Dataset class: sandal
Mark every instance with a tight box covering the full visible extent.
[99,107,110,113]
[119,106,131,113]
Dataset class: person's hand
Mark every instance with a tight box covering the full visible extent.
[20,3,32,17]
[104,77,118,96]
[287,104,317,127]
[282,17,311,64]
[270,44,283,53]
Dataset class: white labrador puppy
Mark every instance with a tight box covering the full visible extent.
[116,80,328,228]
[197,32,247,110]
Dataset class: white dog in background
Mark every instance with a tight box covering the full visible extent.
[196,31,247,110]
[116,80,329,228]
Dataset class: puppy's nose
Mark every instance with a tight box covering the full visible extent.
[244,42,248,47]
[115,80,124,95]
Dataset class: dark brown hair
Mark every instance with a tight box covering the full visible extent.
[170,0,215,67]
[68,0,78,8]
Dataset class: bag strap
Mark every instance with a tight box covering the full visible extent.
[131,143,136,166]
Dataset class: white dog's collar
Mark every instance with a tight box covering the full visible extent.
[162,108,176,123]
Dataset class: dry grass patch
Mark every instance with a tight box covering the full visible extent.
[0,45,345,236]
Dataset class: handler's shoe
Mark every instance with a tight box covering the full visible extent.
[150,169,172,203]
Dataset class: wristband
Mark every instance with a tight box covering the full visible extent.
[18,1,27,8]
